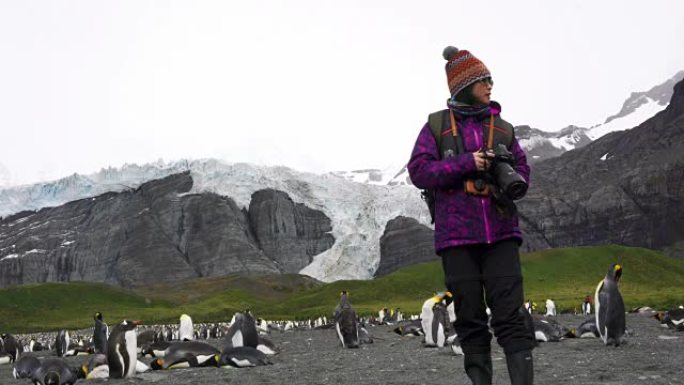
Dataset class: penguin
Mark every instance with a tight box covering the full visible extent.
[2,333,22,362]
[427,301,449,347]
[30,357,79,385]
[393,319,425,336]
[256,335,280,355]
[107,319,140,378]
[450,338,464,356]
[223,311,259,349]
[210,324,221,339]
[29,339,45,352]
[654,307,684,331]
[0,352,12,365]
[13,354,41,379]
[137,329,157,353]
[520,306,539,346]
[141,340,172,357]
[358,324,374,345]
[378,308,386,324]
[628,306,656,315]
[532,319,563,342]
[217,346,272,368]
[595,263,626,346]
[92,312,108,354]
[64,345,94,357]
[539,317,575,339]
[545,299,557,316]
[164,326,174,341]
[150,341,220,369]
[575,317,600,338]
[421,291,451,347]
[77,353,109,380]
[54,330,69,358]
[179,314,194,341]
[334,291,359,348]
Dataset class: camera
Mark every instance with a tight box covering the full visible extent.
[485,144,528,200]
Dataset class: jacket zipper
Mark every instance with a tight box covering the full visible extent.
[473,119,492,243]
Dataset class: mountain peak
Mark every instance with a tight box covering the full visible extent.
[603,71,684,124]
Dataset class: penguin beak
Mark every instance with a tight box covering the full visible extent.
[614,265,622,281]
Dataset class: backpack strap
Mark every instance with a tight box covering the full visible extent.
[427,109,464,159]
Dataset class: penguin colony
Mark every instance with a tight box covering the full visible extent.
[3,263,683,383]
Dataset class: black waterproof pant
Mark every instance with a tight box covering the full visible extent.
[441,239,535,355]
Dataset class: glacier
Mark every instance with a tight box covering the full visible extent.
[0,158,431,282]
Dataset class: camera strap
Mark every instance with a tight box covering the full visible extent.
[487,114,495,148]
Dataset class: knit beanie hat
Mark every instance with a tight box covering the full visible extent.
[443,46,491,98]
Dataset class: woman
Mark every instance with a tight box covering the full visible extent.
[408,46,535,385]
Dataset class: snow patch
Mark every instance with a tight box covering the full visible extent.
[587,97,665,140]
[0,254,18,261]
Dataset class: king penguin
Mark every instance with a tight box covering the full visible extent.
[107,319,140,378]
[334,291,359,348]
[13,354,41,379]
[393,319,424,336]
[2,333,22,363]
[421,291,451,347]
[54,330,69,358]
[30,357,79,385]
[78,353,109,380]
[150,341,220,369]
[93,312,108,354]
[655,306,684,331]
[595,263,626,346]
[223,311,259,349]
[576,317,600,338]
[218,346,273,368]
[179,314,194,341]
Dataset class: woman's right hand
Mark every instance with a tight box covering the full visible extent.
[473,151,492,171]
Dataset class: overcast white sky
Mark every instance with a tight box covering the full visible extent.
[0,0,683,186]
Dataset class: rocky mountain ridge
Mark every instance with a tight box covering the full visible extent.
[0,172,335,287]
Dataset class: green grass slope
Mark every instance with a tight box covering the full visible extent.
[0,245,682,332]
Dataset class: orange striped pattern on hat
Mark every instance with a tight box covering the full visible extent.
[443,46,491,98]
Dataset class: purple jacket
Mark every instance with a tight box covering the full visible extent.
[407,102,530,253]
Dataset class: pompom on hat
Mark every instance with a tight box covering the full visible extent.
[443,46,491,98]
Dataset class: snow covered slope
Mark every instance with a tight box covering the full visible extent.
[0,159,430,282]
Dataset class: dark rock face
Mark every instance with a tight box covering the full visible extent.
[0,172,295,287]
[249,189,334,273]
[376,216,436,277]
[519,79,684,257]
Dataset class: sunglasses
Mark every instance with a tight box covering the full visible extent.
[478,77,494,86]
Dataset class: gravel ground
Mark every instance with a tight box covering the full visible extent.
[2,314,683,385]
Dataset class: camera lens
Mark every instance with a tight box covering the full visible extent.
[493,163,528,200]
[505,180,528,200]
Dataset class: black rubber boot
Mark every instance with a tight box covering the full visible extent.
[505,349,533,385]
[464,353,492,385]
